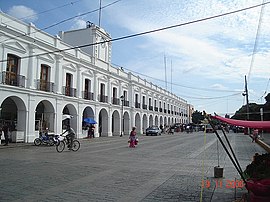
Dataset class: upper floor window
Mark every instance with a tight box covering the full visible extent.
[100,83,105,95]
[85,79,91,92]
[40,64,49,82]
[6,54,20,74]
[112,87,117,98]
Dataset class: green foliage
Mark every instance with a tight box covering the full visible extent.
[232,93,270,121]
[192,110,204,124]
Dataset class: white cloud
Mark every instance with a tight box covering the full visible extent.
[71,18,87,30]
[7,5,37,22]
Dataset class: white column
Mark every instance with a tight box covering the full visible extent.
[55,98,63,134]
[27,44,36,89]
[55,54,63,94]
[107,76,111,104]
[76,66,82,98]
[27,95,37,142]
[93,71,98,101]
[107,106,112,137]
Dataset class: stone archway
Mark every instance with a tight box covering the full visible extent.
[112,110,120,136]
[142,114,147,134]
[149,115,153,127]
[0,96,27,142]
[35,100,55,132]
[62,104,77,134]
[98,108,109,137]
[134,113,141,135]
[123,111,130,135]
[154,115,158,126]
[159,116,163,126]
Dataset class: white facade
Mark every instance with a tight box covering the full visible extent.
[0,11,189,143]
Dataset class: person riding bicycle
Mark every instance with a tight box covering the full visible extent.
[62,124,75,150]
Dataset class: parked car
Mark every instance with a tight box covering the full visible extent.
[146,126,161,136]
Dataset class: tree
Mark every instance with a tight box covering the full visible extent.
[192,110,204,124]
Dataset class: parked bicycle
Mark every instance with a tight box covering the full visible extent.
[56,134,80,153]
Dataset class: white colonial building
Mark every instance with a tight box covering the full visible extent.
[0,11,189,143]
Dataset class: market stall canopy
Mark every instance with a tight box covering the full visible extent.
[211,115,270,129]
[83,118,97,124]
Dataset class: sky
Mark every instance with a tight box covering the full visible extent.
[1,0,270,116]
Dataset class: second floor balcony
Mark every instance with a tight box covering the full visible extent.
[37,79,54,92]
[149,106,153,111]
[1,71,25,87]
[112,97,120,105]
[135,102,140,108]
[63,86,77,97]
[159,108,163,112]
[98,94,108,103]
[82,91,94,100]
[123,100,129,107]
[142,104,147,109]
[154,107,158,112]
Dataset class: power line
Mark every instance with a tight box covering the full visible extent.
[247,0,266,81]
[3,0,83,24]
[1,1,269,68]
[178,92,241,100]
[119,65,241,93]
[0,0,122,44]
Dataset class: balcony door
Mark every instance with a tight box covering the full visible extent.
[40,64,49,91]
[6,54,19,85]
[66,73,72,96]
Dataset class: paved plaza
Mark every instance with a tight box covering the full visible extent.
[0,131,268,202]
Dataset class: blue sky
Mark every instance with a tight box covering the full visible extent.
[1,0,270,116]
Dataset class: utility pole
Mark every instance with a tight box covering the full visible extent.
[244,75,250,121]
[98,0,102,27]
[242,75,250,134]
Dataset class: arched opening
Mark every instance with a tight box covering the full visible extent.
[123,111,130,135]
[149,115,153,127]
[0,96,26,142]
[62,104,77,135]
[134,113,141,134]
[112,110,120,136]
[98,108,109,137]
[142,114,147,134]
[35,100,55,133]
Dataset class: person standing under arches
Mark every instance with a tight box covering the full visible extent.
[2,123,9,146]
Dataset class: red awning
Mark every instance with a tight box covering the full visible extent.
[211,115,270,129]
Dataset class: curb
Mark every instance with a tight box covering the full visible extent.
[256,139,270,153]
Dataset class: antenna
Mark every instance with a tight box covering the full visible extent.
[98,0,102,27]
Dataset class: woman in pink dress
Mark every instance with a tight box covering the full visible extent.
[129,127,137,148]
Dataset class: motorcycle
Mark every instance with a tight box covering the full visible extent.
[34,130,55,146]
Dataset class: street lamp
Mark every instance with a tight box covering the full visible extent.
[120,95,124,137]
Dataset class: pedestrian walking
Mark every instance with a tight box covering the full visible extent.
[252,129,259,142]
[129,126,137,148]
[2,123,9,146]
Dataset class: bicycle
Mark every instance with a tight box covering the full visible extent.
[56,134,80,153]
